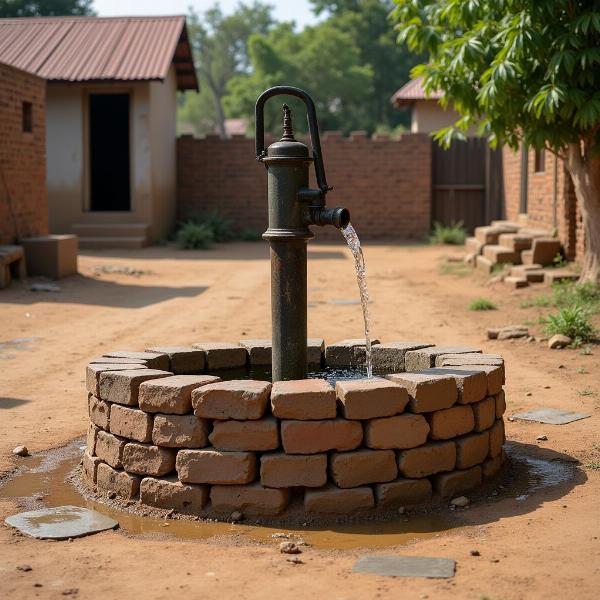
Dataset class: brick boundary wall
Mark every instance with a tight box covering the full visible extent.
[82,341,506,521]
[502,145,583,261]
[0,63,47,245]
[176,132,432,241]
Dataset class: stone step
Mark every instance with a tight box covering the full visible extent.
[510,264,545,283]
[474,226,505,245]
[78,236,148,249]
[504,276,529,289]
[72,223,150,239]
[476,255,493,274]
[465,237,483,255]
[543,270,579,285]
[518,227,552,238]
[482,245,521,265]
[490,220,521,232]
[524,238,562,266]
[497,232,533,252]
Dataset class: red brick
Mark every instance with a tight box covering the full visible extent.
[455,432,490,469]
[191,343,247,370]
[489,419,505,457]
[152,414,209,448]
[145,346,205,374]
[176,449,257,484]
[425,367,487,404]
[86,363,148,397]
[374,478,433,507]
[330,449,397,488]
[495,390,506,418]
[109,405,152,443]
[102,351,169,370]
[472,397,496,432]
[140,477,208,512]
[260,453,327,488]
[96,462,140,499]
[398,441,456,478]
[139,375,219,414]
[95,430,125,468]
[82,452,102,486]
[280,419,362,454]
[210,483,290,515]
[271,379,336,420]
[364,414,429,449]
[387,372,457,413]
[304,486,374,513]
[192,380,271,420]
[122,443,176,476]
[98,369,172,406]
[336,379,408,419]
[433,466,482,498]
[428,405,474,440]
[88,394,110,429]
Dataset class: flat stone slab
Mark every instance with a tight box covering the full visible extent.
[511,408,591,425]
[352,556,455,579]
[5,505,118,540]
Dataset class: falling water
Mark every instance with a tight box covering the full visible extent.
[341,223,373,378]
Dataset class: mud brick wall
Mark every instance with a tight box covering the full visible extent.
[82,341,506,519]
[502,145,582,260]
[176,132,432,240]
[0,63,47,245]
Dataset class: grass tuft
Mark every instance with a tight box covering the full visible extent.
[429,221,468,245]
[469,298,497,311]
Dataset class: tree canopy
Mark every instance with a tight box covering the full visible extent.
[391,0,600,281]
[0,0,94,17]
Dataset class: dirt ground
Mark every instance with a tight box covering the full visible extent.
[1,241,599,600]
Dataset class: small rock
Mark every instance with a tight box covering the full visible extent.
[398,506,405,515]
[271,532,291,539]
[526,392,532,397]
[450,496,470,508]
[558,364,565,369]
[34,583,43,588]
[470,550,480,557]
[107,491,117,500]
[61,589,78,596]
[279,541,302,555]
[230,511,243,522]
[286,556,304,565]
[16,564,32,572]
[12,446,29,457]
[548,334,571,349]
[536,435,548,441]
[30,282,61,293]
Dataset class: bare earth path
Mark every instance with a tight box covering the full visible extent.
[1,242,598,599]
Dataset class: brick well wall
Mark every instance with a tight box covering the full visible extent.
[177,132,432,240]
[0,63,47,245]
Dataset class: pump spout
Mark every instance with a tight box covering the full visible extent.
[307,206,350,229]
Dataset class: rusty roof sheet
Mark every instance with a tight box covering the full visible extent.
[0,15,197,90]
[391,77,443,106]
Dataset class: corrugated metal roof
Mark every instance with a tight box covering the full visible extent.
[391,77,443,106]
[0,16,198,90]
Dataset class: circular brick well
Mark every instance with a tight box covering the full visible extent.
[82,340,507,520]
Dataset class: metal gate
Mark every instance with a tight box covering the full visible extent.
[431,138,503,233]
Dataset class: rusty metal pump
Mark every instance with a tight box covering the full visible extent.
[255,86,350,382]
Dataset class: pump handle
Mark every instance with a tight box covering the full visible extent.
[255,86,330,195]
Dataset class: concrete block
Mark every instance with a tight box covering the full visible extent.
[96,462,140,499]
[482,452,504,479]
[530,238,562,266]
[192,380,271,420]
[176,449,257,484]
[489,419,505,457]
[304,485,374,513]
[308,338,325,366]
[476,254,493,273]
[544,270,579,285]
[122,442,176,476]
[280,419,362,454]
[498,232,533,252]
[422,367,487,404]
[88,394,110,429]
[20,235,78,278]
[504,276,529,289]
[472,397,496,431]
[495,390,506,418]
[95,430,125,468]
[238,339,272,366]
[435,353,503,368]
[336,379,408,419]
[325,338,381,367]
[404,346,481,371]
[102,351,170,371]
[82,452,102,486]
[145,346,206,374]
[152,414,209,448]
[374,478,433,508]
[452,364,504,395]
[140,477,208,512]
[455,431,490,469]
[474,226,503,245]
[109,405,153,443]
[330,449,397,488]
[364,414,429,450]
[433,466,482,498]
[210,483,290,516]
[86,363,148,397]
[87,423,99,455]
[139,375,219,414]
[98,369,172,406]
[260,453,327,488]
[428,405,474,440]
[191,342,247,370]
[371,342,434,372]
[465,237,483,255]
[209,418,279,451]
[397,441,456,478]
[483,245,521,265]
[271,379,336,420]
[387,372,457,413]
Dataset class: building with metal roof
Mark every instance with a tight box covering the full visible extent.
[0,15,198,247]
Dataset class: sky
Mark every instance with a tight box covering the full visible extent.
[92,0,319,28]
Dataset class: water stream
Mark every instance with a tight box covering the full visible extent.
[341,223,373,377]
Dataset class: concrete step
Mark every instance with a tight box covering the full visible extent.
[490,220,521,232]
[544,270,579,285]
[476,254,493,273]
[72,223,150,239]
[504,276,529,289]
[510,264,545,282]
[78,236,148,249]
[498,232,533,252]
[518,227,552,238]
[483,245,521,265]
[465,236,483,255]
[528,238,562,266]
[475,226,505,245]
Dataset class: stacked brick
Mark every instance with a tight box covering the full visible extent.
[82,341,507,518]
[465,219,577,289]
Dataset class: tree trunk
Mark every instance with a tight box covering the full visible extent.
[212,91,227,138]
[564,143,600,284]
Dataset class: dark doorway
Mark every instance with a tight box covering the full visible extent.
[89,93,131,211]
[431,138,504,233]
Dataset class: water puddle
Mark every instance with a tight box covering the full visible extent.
[341,223,373,378]
[0,441,577,549]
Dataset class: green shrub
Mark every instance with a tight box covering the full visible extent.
[552,252,568,268]
[469,298,497,311]
[520,295,551,308]
[188,211,236,242]
[544,305,597,344]
[552,281,600,312]
[175,222,215,249]
[239,228,262,241]
[429,221,467,245]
